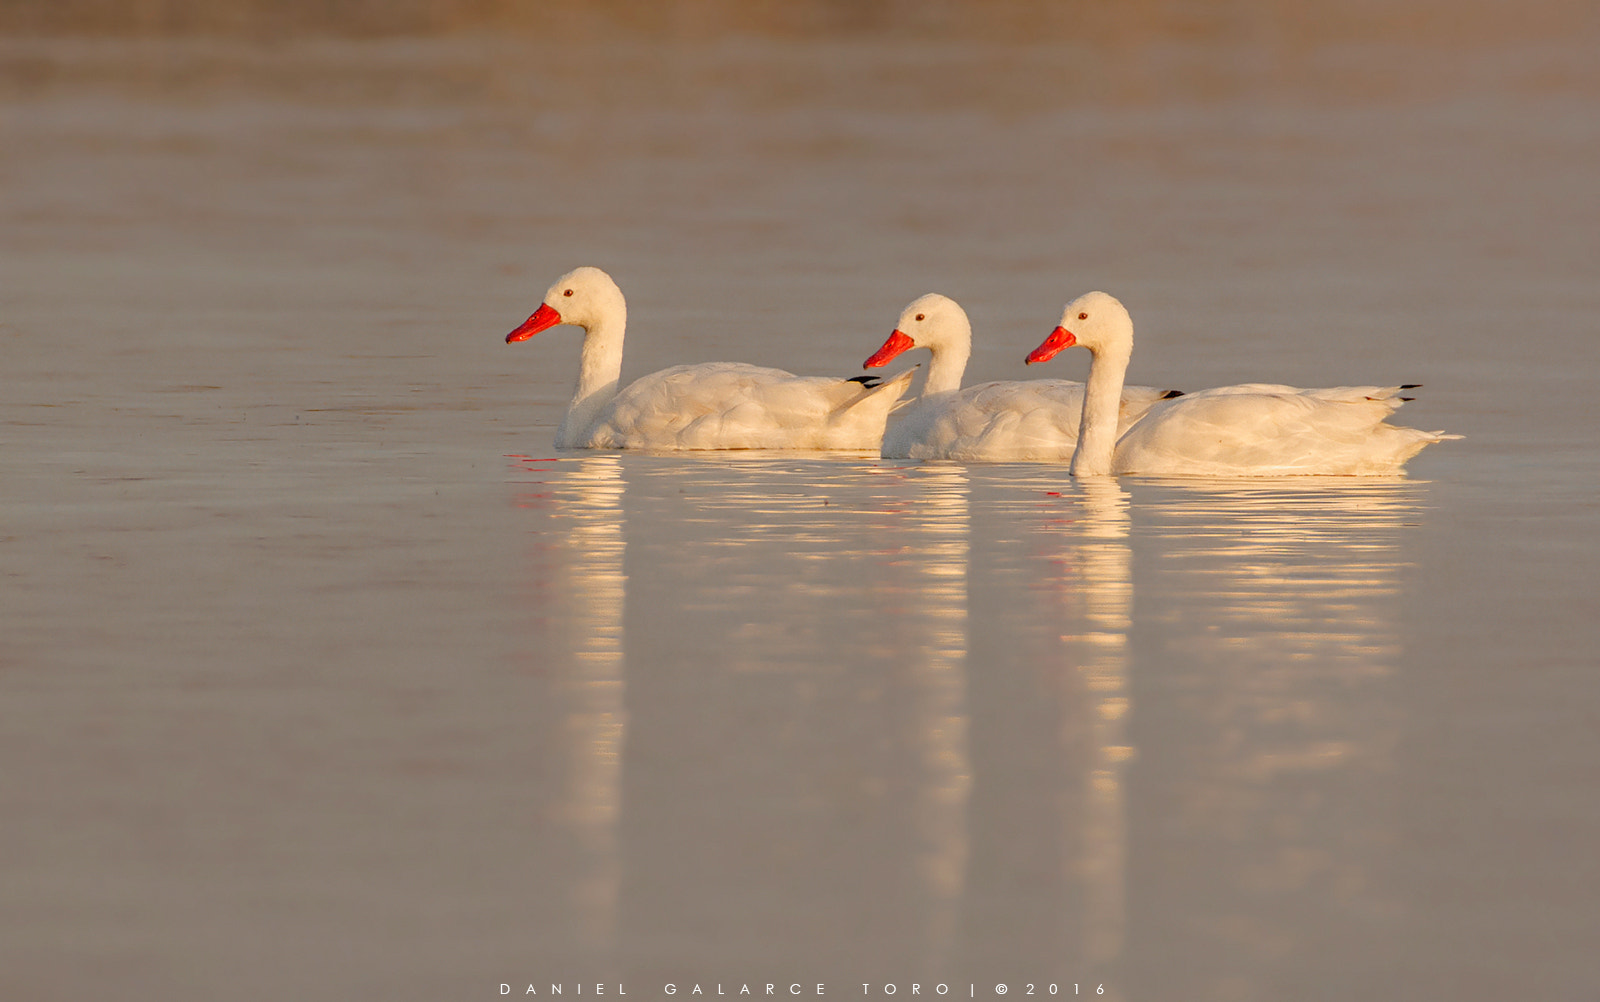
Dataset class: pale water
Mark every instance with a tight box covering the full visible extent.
[3,10,1600,1000]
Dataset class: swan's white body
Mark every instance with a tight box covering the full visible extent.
[864,294,1180,462]
[580,361,914,451]
[1026,291,1458,477]
[505,267,914,451]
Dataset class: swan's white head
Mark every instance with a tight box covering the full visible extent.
[506,266,626,343]
[1026,290,1131,364]
[863,293,971,368]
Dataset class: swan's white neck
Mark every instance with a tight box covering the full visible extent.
[1069,342,1131,477]
[556,306,626,448]
[922,337,970,397]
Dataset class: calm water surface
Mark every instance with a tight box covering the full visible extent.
[3,14,1599,1001]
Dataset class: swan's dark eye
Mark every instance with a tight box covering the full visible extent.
[915,313,925,321]
[563,289,574,297]
[1078,312,1088,320]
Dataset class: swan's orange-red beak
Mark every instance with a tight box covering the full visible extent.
[864,329,915,368]
[506,303,563,343]
[1025,326,1076,365]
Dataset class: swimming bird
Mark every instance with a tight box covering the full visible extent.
[863,293,1181,461]
[505,267,914,450]
[1025,290,1458,476]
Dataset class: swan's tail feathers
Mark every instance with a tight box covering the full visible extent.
[1363,386,1417,401]
[1379,425,1461,472]
[850,364,918,409]
[1380,386,1459,466]
[821,365,918,450]
[832,365,916,418]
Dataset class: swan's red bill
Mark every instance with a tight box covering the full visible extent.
[864,329,915,368]
[506,303,563,343]
[1025,326,1076,365]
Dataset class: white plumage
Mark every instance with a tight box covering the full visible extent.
[863,293,1180,462]
[505,267,914,451]
[586,361,914,451]
[1025,291,1459,477]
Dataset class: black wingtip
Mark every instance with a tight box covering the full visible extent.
[847,375,882,388]
[1161,389,1185,399]
[1400,396,1416,402]
[1401,383,1422,390]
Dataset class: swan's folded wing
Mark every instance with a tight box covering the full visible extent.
[1114,387,1440,475]
[887,379,1182,461]
[595,362,910,450]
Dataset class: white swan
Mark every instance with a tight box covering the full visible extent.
[505,267,915,450]
[862,293,1182,461]
[1025,291,1459,476]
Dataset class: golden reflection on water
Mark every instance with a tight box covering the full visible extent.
[1140,477,1419,672]
[1061,480,1134,973]
[901,466,973,969]
[543,455,629,955]
[1130,477,1421,997]
[628,454,980,970]
[509,457,1424,981]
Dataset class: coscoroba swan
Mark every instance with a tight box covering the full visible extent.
[505,267,915,450]
[862,293,1182,461]
[1025,291,1459,476]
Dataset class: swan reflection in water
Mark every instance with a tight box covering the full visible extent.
[896,465,973,970]
[957,472,1133,988]
[507,455,1422,988]
[515,453,983,974]
[619,455,977,974]
[1125,476,1422,1000]
[511,453,629,961]
[1059,479,1135,975]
